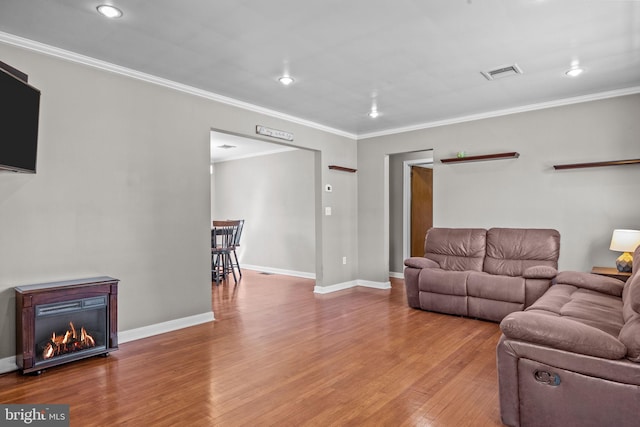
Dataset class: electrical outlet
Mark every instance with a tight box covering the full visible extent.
[325,184,332,192]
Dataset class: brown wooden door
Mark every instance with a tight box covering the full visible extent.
[410,166,433,257]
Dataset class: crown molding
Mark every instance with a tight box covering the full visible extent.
[358,86,640,140]
[0,31,357,140]
[2,31,639,142]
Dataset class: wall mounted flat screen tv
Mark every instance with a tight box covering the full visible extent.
[0,65,41,173]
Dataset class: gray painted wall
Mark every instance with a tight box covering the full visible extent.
[359,94,640,283]
[212,149,316,274]
[2,37,637,363]
[0,42,357,361]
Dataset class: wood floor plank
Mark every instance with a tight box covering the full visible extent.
[0,271,503,426]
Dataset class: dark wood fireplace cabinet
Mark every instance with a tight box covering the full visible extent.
[15,276,119,374]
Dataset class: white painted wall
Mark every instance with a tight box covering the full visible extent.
[358,94,640,282]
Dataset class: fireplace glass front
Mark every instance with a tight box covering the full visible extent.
[34,296,108,367]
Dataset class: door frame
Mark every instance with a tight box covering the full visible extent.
[402,156,434,262]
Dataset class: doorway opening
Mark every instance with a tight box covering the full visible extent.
[403,158,433,261]
[387,150,433,276]
[209,129,318,279]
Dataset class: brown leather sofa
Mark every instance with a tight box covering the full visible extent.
[404,227,561,322]
[497,246,640,427]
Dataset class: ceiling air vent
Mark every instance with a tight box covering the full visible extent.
[481,64,523,81]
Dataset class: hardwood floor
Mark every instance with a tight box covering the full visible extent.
[0,270,504,426]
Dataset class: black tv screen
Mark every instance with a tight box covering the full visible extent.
[0,67,41,173]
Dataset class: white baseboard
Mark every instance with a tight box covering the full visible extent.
[389,271,404,279]
[313,280,357,294]
[0,273,393,373]
[119,311,215,344]
[0,312,216,374]
[314,279,391,294]
[241,266,395,292]
[358,279,392,290]
[243,264,316,279]
[0,355,17,375]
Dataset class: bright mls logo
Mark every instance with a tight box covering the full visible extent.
[1,404,69,426]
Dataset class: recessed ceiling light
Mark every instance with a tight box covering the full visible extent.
[368,109,380,119]
[278,75,294,86]
[97,5,123,19]
[565,67,584,77]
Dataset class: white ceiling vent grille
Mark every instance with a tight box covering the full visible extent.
[481,64,523,81]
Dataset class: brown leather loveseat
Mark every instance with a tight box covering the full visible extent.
[497,245,640,427]
[404,227,561,322]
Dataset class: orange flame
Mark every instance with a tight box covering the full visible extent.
[42,322,97,360]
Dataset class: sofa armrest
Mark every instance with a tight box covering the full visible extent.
[404,257,439,269]
[500,311,626,359]
[522,265,557,279]
[556,271,624,297]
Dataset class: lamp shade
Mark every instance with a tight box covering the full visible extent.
[609,229,640,253]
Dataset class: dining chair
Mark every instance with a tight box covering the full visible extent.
[228,219,244,279]
[211,220,240,285]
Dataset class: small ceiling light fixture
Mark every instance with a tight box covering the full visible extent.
[97,4,123,18]
[368,92,380,118]
[278,75,294,86]
[565,67,584,77]
[565,59,584,77]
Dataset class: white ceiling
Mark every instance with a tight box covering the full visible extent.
[1,0,639,137]
[210,131,296,163]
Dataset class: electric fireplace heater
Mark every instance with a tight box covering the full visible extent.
[15,276,119,374]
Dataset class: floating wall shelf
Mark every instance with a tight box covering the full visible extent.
[553,158,640,170]
[440,152,520,164]
[328,165,357,173]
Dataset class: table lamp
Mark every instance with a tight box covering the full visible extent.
[609,229,640,272]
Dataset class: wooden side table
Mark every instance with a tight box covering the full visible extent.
[591,266,632,282]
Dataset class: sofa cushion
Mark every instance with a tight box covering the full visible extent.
[622,247,640,321]
[622,280,635,323]
[419,292,467,317]
[418,268,469,296]
[423,228,486,272]
[619,247,640,360]
[631,245,640,277]
[468,298,523,322]
[557,271,624,297]
[467,272,524,303]
[628,273,640,313]
[500,311,627,359]
[484,228,560,276]
[618,316,640,362]
[526,284,573,313]
[527,284,624,337]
